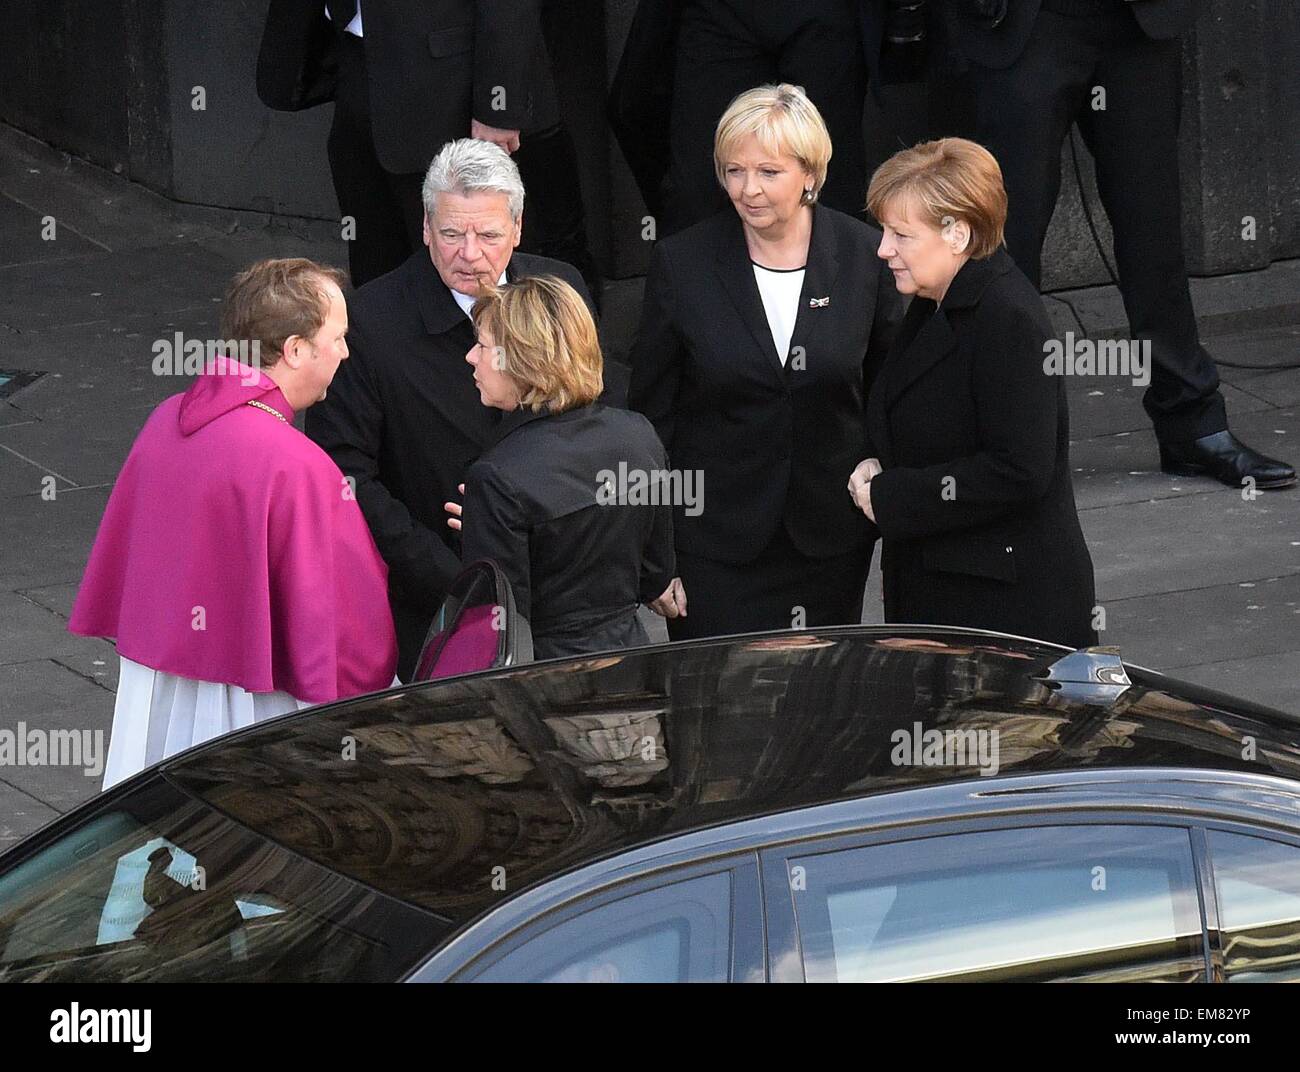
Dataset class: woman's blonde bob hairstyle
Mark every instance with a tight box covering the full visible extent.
[713,83,832,205]
[471,275,603,414]
[866,138,1008,259]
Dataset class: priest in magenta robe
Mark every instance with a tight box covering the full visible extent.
[70,258,398,789]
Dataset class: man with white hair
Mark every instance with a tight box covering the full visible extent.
[307,138,594,679]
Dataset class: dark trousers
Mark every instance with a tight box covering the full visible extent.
[664,0,868,235]
[327,32,425,286]
[327,32,599,292]
[968,8,1226,443]
[667,523,871,641]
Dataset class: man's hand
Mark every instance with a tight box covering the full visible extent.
[444,483,465,531]
[471,119,521,154]
[649,577,687,619]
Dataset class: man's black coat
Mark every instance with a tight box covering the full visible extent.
[257,0,559,174]
[305,249,590,676]
[949,0,1191,69]
[609,0,891,222]
[627,203,902,564]
[865,248,1097,648]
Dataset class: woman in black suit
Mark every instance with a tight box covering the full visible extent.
[447,276,676,659]
[851,138,1097,648]
[628,83,902,640]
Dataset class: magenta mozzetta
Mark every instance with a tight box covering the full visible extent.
[69,359,397,714]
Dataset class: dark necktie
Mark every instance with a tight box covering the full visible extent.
[329,0,357,31]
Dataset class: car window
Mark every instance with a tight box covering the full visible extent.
[0,777,443,982]
[468,871,733,983]
[783,825,1204,982]
[1208,830,1300,982]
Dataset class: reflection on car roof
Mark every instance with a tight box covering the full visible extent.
[159,627,1300,926]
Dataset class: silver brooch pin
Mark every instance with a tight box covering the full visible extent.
[809,296,830,308]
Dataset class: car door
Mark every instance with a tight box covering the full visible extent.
[760,818,1208,982]
[437,854,766,983]
[1202,826,1300,982]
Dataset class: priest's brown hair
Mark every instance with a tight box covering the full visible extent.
[867,138,1007,259]
[471,276,603,413]
[219,258,348,367]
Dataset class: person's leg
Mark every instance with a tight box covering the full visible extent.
[515,123,603,309]
[1077,17,1225,443]
[327,32,417,286]
[768,0,868,218]
[1078,14,1292,485]
[385,169,426,250]
[664,0,772,235]
[967,12,1094,287]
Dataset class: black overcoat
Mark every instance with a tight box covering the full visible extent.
[865,247,1098,648]
[461,403,676,660]
[304,250,591,676]
[257,0,559,174]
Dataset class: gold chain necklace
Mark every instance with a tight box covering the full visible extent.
[246,399,288,424]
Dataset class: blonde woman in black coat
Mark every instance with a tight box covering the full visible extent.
[629,84,902,641]
[850,138,1097,648]
[447,276,677,659]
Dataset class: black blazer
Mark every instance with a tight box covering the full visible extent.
[304,250,592,672]
[257,0,559,174]
[864,248,1097,649]
[949,0,1192,69]
[627,204,903,563]
[461,403,675,659]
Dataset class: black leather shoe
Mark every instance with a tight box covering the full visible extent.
[1159,430,1297,489]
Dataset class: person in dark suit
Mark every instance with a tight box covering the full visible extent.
[945,0,1293,490]
[610,0,894,234]
[305,139,593,679]
[852,138,1097,648]
[443,277,676,658]
[256,0,596,292]
[628,85,903,641]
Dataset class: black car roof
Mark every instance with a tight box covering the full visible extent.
[158,626,1300,929]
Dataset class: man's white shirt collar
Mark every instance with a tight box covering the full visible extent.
[451,271,508,321]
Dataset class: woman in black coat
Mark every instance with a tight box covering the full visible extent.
[850,138,1097,648]
[448,276,676,659]
[628,83,902,640]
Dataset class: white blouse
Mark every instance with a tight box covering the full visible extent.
[752,261,806,366]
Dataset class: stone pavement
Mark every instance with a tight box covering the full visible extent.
[2,123,1298,845]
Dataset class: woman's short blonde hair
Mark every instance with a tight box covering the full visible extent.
[471,276,603,413]
[866,138,1008,259]
[714,83,832,204]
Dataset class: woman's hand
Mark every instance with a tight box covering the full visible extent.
[848,458,881,521]
[649,577,687,619]
[854,479,876,523]
[444,483,465,531]
[848,457,882,493]
[848,459,879,521]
